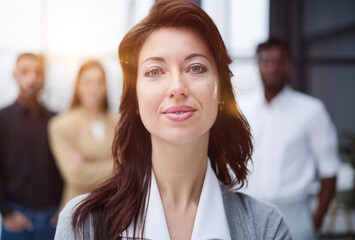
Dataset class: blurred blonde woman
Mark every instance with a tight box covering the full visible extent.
[49,60,116,210]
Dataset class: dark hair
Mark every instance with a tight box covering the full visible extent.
[256,37,291,59]
[72,1,252,239]
[71,60,109,111]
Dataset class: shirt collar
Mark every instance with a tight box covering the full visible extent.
[257,85,291,108]
[190,159,231,240]
[122,159,231,240]
[14,100,45,117]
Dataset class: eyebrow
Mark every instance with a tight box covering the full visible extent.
[184,53,209,61]
[141,57,165,65]
[141,53,210,65]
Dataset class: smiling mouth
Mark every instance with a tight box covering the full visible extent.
[163,105,196,121]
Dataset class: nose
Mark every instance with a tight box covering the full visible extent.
[27,71,40,85]
[167,72,189,98]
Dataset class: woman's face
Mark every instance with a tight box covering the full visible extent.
[78,66,106,110]
[136,27,219,145]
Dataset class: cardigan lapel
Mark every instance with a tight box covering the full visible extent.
[220,184,251,240]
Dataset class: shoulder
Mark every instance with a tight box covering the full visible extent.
[55,194,91,240]
[59,193,89,218]
[105,111,119,125]
[0,103,18,129]
[286,88,324,111]
[41,105,57,118]
[220,185,292,240]
[0,102,16,118]
[49,109,82,130]
[230,191,284,222]
[288,90,332,126]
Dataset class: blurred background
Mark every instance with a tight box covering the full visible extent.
[0,0,268,112]
[0,0,354,238]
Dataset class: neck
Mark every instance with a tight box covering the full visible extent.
[17,94,40,112]
[151,134,209,208]
[81,105,105,120]
[264,86,284,103]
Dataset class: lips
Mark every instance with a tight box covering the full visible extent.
[163,105,196,121]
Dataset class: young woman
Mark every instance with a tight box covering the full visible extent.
[55,1,292,239]
[49,60,116,211]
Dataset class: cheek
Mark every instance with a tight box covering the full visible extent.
[203,79,219,101]
[136,83,153,116]
[206,97,219,116]
[136,83,145,110]
[136,88,157,132]
[196,81,219,115]
[34,77,44,86]
[137,80,162,106]
[78,86,86,99]
[99,85,107,97]
[209,83,219,109]
[212,81,218,100]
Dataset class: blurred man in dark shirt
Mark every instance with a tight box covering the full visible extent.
[0,53,63,240]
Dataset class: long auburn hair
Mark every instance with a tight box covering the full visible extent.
[72,1,253,239]
[71,60,109,111]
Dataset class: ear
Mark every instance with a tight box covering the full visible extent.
[218,93,223,104]
[13,69,18,83]
[218,101,224,112]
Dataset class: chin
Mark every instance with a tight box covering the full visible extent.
[23,90,40,98]
[153,129,209,146]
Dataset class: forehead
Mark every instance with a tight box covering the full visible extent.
[138,27,213,63]
[80,66,104,79]
[259,47,288,59]
[17,56,42,70]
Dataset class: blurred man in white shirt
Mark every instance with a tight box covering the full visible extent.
[239,38,340,240]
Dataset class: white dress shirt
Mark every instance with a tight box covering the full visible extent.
[122,159,231,240]
[238,87,340,202]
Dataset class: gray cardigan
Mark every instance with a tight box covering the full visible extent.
[55,184,292,240]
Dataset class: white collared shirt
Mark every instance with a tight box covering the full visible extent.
[238,87,340,202]
[122,160,231,240]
